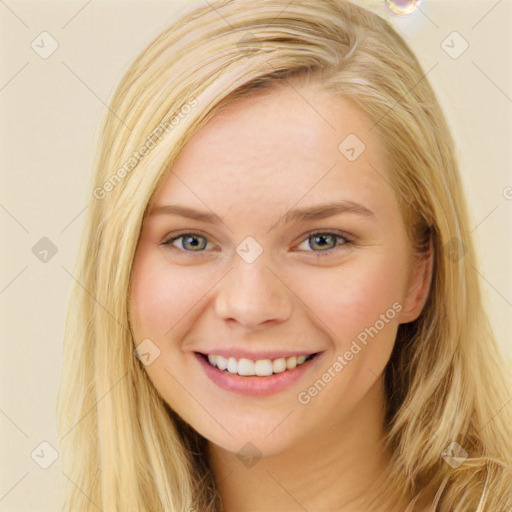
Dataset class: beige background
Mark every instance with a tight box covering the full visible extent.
[1,1,511,510]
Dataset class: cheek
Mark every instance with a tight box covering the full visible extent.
[295,256,406,413]
[295,251,407,354]
[130,251,199,339]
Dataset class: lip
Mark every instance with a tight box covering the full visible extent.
[194,351,325,397]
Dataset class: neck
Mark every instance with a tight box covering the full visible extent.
[208,377,403,512]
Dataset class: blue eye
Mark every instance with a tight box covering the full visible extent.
[297,232,351,255]
[162,231,352,255]
[163,233,210,252]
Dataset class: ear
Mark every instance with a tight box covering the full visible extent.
[397,241,434,324]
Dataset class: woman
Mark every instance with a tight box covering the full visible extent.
[57,0,512,510]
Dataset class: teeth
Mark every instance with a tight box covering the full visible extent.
[286,356,297,370]
[227,357,238,374]
[205,353,313,376]
[238,358,255,376]
[255,359,273,376]
[216,355,228,370]
[272,358,287,374]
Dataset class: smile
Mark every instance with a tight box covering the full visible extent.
[205,353,315,376]
[194,351,323,397]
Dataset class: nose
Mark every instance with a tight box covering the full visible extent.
[214,253,293,329]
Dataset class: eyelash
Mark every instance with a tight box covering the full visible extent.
[162,230,353,257]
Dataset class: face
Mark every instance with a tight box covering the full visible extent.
[129,80,429,458]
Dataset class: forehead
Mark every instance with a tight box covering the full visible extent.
[151,82,395,224]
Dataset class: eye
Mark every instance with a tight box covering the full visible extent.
[162,230,352,256]
[295,231,352,256]
[163,232,211,252]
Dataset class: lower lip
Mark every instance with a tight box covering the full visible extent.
[194,352,324,397]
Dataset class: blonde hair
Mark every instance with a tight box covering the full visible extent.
[56,0,512,510]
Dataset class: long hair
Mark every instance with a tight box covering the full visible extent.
[56,1,512,510]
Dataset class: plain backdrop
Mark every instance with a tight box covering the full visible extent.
[1,1,511,510]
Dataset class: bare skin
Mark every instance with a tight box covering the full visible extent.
[130,78,432,511]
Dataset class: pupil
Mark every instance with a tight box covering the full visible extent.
[186,236,204,250]
[313,234,334,250]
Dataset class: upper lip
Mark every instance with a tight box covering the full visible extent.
[195,348,320,361]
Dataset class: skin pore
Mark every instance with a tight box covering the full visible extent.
[129,78,432,511]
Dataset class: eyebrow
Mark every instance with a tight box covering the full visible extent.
[149,200,375,225]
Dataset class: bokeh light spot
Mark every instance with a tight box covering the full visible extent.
[385,0,420,15]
